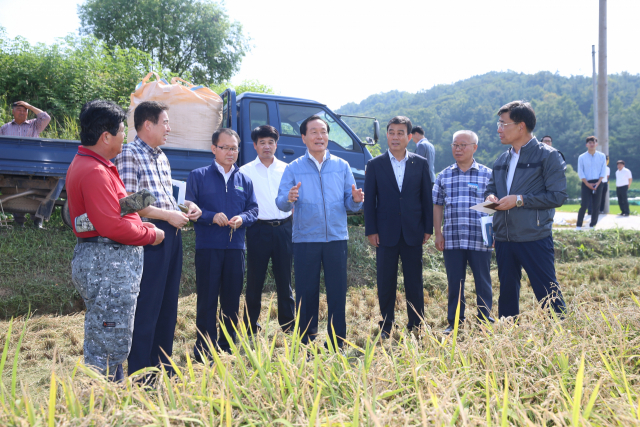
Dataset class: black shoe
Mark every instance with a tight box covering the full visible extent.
[33,217,43,229]
[443,325,455,335]
[380,330,391,340]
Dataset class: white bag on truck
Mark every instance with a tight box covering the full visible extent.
[126,73,223,151]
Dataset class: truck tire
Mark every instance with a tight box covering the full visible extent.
[0,197,40,214]
[62,200,72,229]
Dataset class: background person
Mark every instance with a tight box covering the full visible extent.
[187,128,258,357]
[413,125,436,186]
[541,135,553,146]
[276,115,364,349]
[576,136,607,230]
[67,99,164,381]
[1,101,51,228]
[364,116,432,338]
[433,130,493,335]
[485,100,567,319]
[239,125,295,335]
[615,160,633,216]
[114,101,201,378]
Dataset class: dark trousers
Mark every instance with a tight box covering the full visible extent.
[443,249,493,326]
[127,221,182,375]
[244,220,295,333]
[293,240,348,347]
[578,180,604,227]
[376,234,424,333]
[588,181,609,214]
[194,248,245,355]
[495,236,566,318]
[617,185,630,215]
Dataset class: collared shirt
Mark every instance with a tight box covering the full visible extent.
[0,112,51,137]
[114,136,179,213]
[66,146,156,246]
[506,138,534,194]
[309,150,329,172]
[616,167,632,187]
[240,156,291,220]
[215,160,234,184]
[388,149,409,192]
[433,160,492,251]
[578,150,607,181]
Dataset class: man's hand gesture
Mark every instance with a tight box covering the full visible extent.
[288,182,301,203]
[352,184,364,203]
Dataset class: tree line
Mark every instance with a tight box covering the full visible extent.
[338,71,640,184]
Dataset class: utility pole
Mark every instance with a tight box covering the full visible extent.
[597,0,609,213]
[592,45,597,138]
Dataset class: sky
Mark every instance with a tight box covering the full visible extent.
[1,0,639,110]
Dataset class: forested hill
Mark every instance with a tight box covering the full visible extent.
[337,71,640,177]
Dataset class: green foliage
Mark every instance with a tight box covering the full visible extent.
[565,164,581,199]
[210,79,275,96]
[0,27,153,120]
[78,0,250,85]
[338,71,640,176]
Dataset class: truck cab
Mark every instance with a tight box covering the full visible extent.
[221,90,378,189]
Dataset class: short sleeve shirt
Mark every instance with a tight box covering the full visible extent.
[432,160,493,251]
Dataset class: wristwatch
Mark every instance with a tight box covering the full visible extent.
[516,195,523,207]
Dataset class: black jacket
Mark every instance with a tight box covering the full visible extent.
[484,137,567,242]
[364,152,433,247]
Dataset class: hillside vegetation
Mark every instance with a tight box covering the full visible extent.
[339,71,640,177]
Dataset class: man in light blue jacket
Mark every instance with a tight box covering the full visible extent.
[276,115,364,349]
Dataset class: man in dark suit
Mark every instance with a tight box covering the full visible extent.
[364,116,433,338]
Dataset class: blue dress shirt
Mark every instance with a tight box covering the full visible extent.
[577,151,607,181]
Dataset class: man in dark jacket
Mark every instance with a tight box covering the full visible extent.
[484,101,567,319]
[186,128,259,357]
[364,116,433,338]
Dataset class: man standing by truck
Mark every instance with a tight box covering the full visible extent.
[187,128,258,357]
[67,99,164,381]
[114,101,201,378]
[276,115,364,350]
[1,101,51,228]
[239,125,296,335]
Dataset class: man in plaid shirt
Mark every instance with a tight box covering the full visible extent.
[114,101,201,379]
[433,130,493,334]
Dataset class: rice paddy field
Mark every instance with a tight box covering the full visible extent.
[1,211,639,425]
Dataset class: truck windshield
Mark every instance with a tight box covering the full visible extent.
[278,104,354,151]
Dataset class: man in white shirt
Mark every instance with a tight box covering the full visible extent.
[615,160,633,216]
[240,125,296,334]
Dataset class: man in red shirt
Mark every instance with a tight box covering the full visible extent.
[66,100,165,381]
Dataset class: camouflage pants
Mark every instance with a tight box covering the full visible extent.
[71,242,143,376]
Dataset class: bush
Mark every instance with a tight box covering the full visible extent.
[565,164,581,199]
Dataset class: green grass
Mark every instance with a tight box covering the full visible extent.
[1,211,640,424]
[556,203,640,215]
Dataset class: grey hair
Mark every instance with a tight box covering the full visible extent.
[452,130,478,145]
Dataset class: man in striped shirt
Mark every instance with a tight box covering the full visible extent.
[433,130,494,334]
[1,101,51,227]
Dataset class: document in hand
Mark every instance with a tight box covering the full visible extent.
[470,201,500,215]
[480,216,493,247]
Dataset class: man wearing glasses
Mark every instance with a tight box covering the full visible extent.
[186,128,258,358]
[433,131,493,334]
[485,101,567,320]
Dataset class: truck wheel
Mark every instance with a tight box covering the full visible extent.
[62,200,72,229]
[0,197,40,214]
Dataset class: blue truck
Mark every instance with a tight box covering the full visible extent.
[0,89,380,227]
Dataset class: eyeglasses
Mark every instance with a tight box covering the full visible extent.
[497,122,517,130]
[451,143,476,150]
[217,146,239,153]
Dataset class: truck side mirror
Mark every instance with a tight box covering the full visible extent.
[373,120,380,143]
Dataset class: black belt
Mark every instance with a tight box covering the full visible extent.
[77,236,120,245]
[257,216,292,227]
